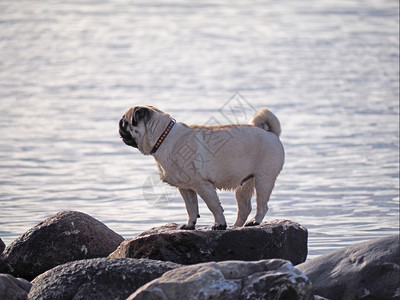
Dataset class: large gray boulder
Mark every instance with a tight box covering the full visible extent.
[128,259,313,300]
[1,211,124,280]
[110,220,308,265]
[0,273,31,300]
[27,258,181,300]
[297,235,400,300]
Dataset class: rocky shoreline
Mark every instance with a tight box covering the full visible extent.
[0,211,399,300]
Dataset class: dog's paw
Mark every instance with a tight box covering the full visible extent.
[180,224,195,230]
[212,223,227,230]
[245,220,260,227]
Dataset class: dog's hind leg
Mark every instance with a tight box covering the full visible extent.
[194,182,227,230]
[179,188,199,230]
[245,175,275,226]
[233,178,254,227]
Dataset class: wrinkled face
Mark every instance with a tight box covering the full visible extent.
[119,106,151,150]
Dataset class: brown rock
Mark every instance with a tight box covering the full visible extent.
[2,211,124,280]
[110,220,307,265]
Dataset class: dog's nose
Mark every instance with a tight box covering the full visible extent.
[119,119,129,138]
[119,118,138,148]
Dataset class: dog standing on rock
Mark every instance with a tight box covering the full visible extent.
[119,105,284,230]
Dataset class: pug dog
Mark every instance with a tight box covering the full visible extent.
[119,105,284,230]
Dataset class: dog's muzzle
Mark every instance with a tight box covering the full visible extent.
[119,118,138,148]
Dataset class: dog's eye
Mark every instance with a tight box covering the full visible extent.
[119,118,129,130]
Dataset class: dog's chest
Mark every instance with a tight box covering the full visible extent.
[156,158,201,189]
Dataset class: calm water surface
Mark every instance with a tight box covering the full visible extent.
[0,0,398,259]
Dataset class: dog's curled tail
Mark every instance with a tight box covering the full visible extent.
[251,108,281,137]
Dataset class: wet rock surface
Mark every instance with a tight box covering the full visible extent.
[109,220,308,266]
[1,211,124,280]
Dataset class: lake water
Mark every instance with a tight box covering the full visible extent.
[0,0,398,260]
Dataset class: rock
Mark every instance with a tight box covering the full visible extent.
[0,239,6,274]
[2,211,124,280]
[0,273,32,300]
[313,296,329,300]
[128,259,314,300]
[27,258,182,300]
[0,238,5,254]
[0,258,5,275]
[297,234,400,300]
[109,220,308,266]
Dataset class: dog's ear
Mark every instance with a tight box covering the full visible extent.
[132,107,151,126]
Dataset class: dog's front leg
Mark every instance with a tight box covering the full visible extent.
[178,188,199,230]
[194,182,227,230]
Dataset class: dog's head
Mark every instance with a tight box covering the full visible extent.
[119,105,172,155]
